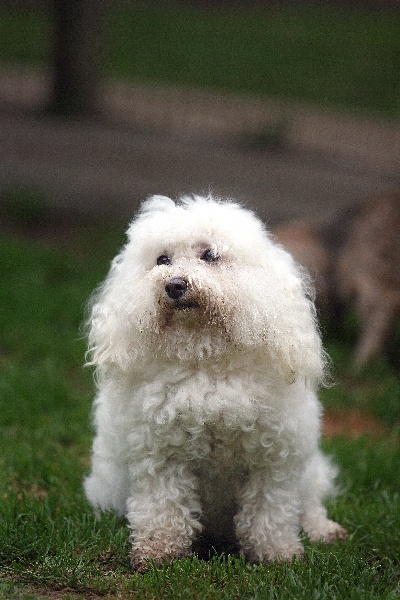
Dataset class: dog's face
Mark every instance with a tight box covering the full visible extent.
[87,196,326,384]
[118,196,268,360]
[152,242,230,329]
[135,235,235,360]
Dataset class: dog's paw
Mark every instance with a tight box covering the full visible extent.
[306,519,348,544]
[321,523,348,544]
[243,542,304,565]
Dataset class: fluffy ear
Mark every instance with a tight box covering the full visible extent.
[267,255,329,387]
[231,244,328,387]
[84,251,140,373]
[273,271,328,387]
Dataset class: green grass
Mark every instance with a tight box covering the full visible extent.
[0,226,399,599]
[0,4,399,117]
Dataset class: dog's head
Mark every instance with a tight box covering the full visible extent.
[86,195,327,385]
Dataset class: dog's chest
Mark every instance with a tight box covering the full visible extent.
[130,365,297,465]
[156,366,269,428]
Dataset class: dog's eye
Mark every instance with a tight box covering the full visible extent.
[200,248,219,263]
[157,255,171,266]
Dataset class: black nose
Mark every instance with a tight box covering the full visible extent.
[165,277,188,300]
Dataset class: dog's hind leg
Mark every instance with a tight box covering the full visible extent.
[299,451,347,544]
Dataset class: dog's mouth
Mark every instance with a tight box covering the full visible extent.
[172,299,200,311]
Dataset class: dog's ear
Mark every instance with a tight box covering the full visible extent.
[84,253,139,373]
[230,244,328,388]
[266,259,329,388]
[272,306,328,388]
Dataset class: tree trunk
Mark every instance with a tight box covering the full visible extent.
[50,0,107,116]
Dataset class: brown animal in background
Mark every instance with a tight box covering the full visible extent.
[273,194,400,367]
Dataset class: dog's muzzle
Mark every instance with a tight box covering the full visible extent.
[165,277,199,310]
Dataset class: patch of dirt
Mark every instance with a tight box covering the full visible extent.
[3,583,111,600]
[322,409,387,438]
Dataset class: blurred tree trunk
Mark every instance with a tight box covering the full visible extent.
[50,0,108,116]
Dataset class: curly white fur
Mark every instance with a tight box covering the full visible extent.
[84,195,347,570]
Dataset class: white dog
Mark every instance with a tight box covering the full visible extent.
[84,195,347,571]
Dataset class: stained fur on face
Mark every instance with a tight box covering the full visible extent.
[84,195,346,571]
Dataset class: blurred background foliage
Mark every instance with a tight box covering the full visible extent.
[0,1,399,117]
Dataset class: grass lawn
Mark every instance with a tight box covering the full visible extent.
[0,3,399,117]
[0,211,399,599]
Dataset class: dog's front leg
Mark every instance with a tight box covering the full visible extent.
[235,469,303,564]
[127,460,202,572]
